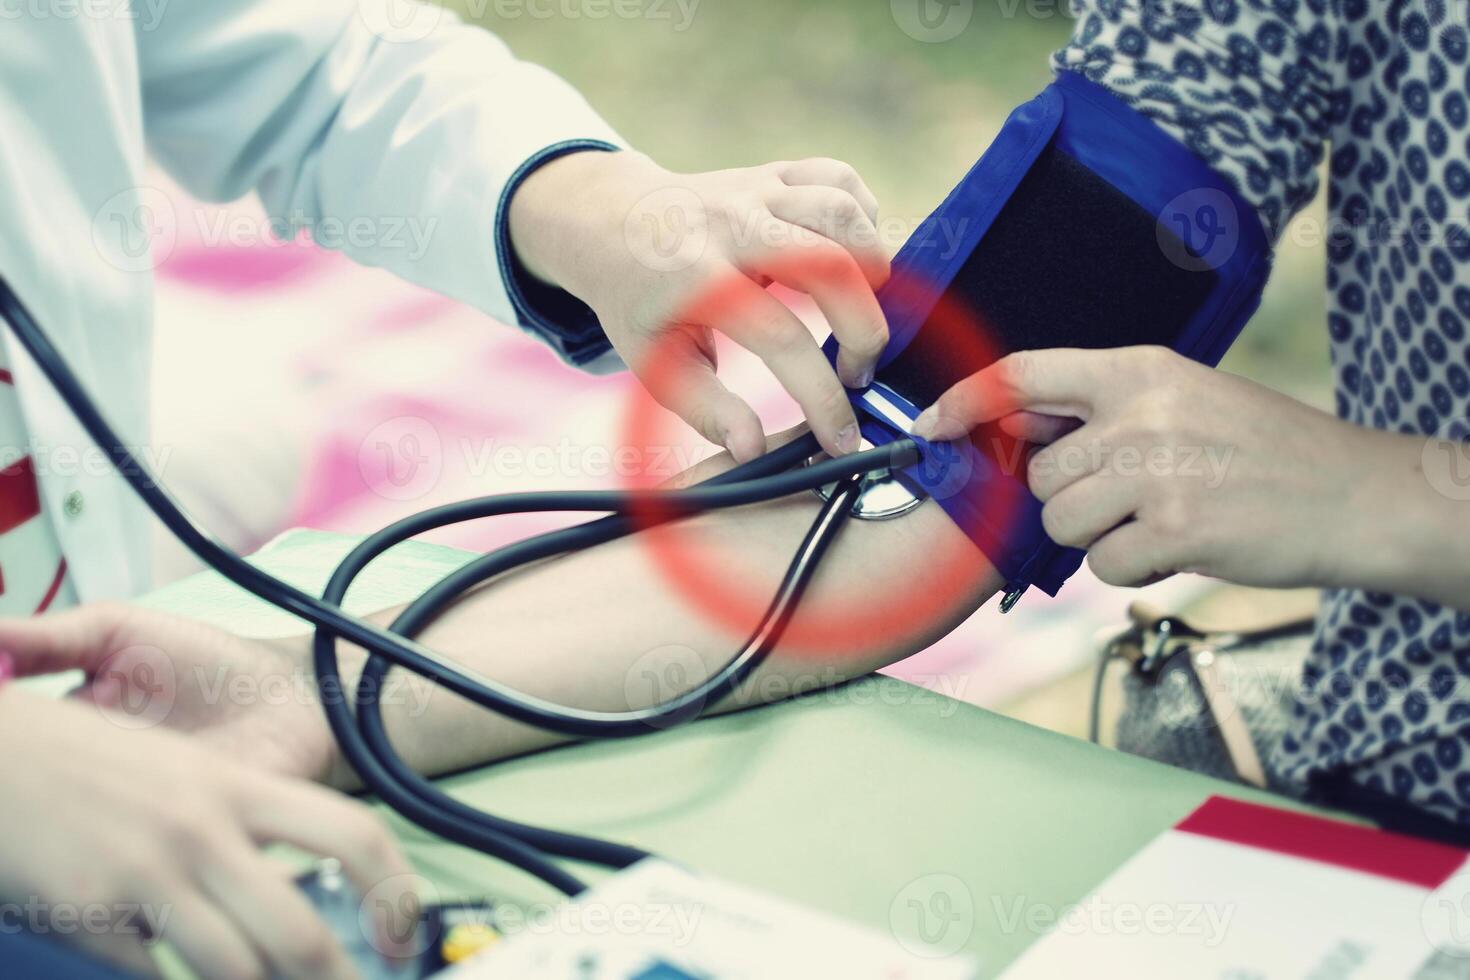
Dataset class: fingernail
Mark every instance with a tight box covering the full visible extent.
[837,423,861,455]
[723,427,759,464]
[912,410,963,442]
[852,367,874,390]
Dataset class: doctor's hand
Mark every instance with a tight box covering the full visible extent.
[508,149,890,463]
[0,688,416,980]
[910,346,1422,591]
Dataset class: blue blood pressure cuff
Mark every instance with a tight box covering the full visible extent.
[825,71,1271,608]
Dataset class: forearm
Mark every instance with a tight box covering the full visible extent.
[138,0,621,327]
[321,448,998,787]
[1334,429,1470,611]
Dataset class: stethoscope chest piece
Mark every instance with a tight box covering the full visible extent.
[807,441,923,520]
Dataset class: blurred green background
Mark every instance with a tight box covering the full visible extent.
[456,0,1332,403]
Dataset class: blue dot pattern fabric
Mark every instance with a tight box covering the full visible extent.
[1054,0,1470,821]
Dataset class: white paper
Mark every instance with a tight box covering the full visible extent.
[446,859,979,980]
[1002,825,1470,979]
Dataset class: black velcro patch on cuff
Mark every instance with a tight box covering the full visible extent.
[877,143,1219,409]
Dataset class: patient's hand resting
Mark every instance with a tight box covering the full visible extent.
[0,603,337,783]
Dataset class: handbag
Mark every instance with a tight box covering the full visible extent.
[1089,600,1315,791]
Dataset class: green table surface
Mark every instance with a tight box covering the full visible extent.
[141,529,1296,977]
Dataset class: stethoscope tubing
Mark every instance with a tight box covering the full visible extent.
[0,274,916,895]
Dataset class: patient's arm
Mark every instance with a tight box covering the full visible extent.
[328,429,1001,784]
[0,431,1000,787]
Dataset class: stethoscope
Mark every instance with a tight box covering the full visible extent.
[0,274,927,896]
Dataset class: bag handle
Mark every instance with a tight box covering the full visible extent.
[1187,644,1268,788]
[1091,600,1317,786]
[1126,600,1315,650]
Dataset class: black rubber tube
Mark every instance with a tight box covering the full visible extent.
[341,473,864,883]
[0,273,906,895]
[0,269,915,733]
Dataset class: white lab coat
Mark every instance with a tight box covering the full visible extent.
[0,0,621,602]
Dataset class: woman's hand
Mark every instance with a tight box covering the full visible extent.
[911,345,1460,596]
[0,687,416,980]
[509,150,890,463]
[0,604,339,784]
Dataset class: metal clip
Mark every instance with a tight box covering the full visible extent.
[999,585,1024,613]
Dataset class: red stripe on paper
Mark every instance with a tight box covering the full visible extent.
[0,456,41,535]
[1177,796,1467,890]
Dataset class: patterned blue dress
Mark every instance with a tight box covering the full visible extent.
[1054,0,1470,821]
